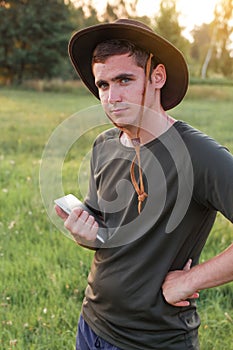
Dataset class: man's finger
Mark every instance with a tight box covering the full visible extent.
[54,205,68,220]
[183,258,192,271]
[188,292,199,299]
[173,300,190,307]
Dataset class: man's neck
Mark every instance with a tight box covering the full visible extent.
[120,113,176,147]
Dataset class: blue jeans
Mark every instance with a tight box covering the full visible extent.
[76,314,200,350]
[76,314,122,350]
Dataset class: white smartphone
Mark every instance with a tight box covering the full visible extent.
[54,194,106,243]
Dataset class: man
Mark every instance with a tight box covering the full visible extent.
[55,19,233,350]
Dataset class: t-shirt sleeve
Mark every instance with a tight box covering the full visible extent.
[84,144,100,216]
[190,133,233,222]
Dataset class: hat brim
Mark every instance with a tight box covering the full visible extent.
[68,22,189,111]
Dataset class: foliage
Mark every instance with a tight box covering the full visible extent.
[153,0,190,58]
[190,23,213,76]
[0,0,74,84]
[191,0,233,78]
[101,0,138,22]
[214,0,233,77]
[69,0,99,29]
[190,76,233,87]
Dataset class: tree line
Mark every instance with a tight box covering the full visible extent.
[0,0,232,85]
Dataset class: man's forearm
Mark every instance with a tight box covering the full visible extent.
[188,242,233,291]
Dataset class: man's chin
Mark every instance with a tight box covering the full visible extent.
[106,111,139,131]
[114,119,131,127]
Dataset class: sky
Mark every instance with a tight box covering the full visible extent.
[92,0,219,40]
[137,0,219,39]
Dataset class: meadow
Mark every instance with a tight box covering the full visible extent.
[0,84,233,350]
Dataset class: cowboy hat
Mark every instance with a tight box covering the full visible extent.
[68,18,189,110]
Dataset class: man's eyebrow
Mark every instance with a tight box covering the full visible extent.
[112,73,136,81]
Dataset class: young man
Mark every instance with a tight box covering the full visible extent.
[55,19,233,349]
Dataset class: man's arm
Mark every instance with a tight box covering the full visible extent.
[162,242,233,307]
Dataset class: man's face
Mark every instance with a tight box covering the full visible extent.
[93,54,155,131]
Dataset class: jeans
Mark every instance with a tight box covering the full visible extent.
[76,314,122,350]
[76,314,200,350]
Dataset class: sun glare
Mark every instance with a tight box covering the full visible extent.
[92,0,219,40]
[136,0,219,38]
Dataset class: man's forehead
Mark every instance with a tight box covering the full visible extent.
[93,57,143,81]
[92,52,133,63]
[92,54,140,72]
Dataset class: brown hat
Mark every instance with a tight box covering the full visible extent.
[68,18,189,110]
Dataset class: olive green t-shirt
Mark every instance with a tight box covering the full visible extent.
[81,121,233,350]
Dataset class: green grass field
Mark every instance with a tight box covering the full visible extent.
[0,85,233,350]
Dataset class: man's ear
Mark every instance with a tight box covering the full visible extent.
[152,64,166,88]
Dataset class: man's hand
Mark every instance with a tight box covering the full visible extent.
[162,259,199,307]
[55,205,99,243]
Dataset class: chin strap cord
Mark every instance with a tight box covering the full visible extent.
[130,141,148,214]
[130,53,153,214]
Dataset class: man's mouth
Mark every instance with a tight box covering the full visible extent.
[110,108,125,114]
[109,104,129,115]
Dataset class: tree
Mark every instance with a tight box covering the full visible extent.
[69,0,99,28]
[191,23,216,77]
[153,0,190,58]
[0,0,73,83]
[191,24,210,61]
[199,0,233,78]
[102,0,138,22]
[214,0,233,77]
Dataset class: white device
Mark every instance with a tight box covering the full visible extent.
[54,194,106,243]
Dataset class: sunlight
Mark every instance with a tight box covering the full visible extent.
[136,0,219,39]
[91,0,220,40]
[176,0,219,35]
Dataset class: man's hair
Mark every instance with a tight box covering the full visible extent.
[92,39,160,75]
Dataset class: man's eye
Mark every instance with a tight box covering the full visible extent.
[97,82,108,90]
[120,78,130,84]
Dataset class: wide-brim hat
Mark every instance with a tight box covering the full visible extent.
[68,18,189,111]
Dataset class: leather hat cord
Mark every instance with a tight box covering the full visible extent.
[130,53,153,214]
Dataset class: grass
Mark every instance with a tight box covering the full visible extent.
[0,85,233,349]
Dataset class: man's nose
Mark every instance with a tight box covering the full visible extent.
[108,85,121,104]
